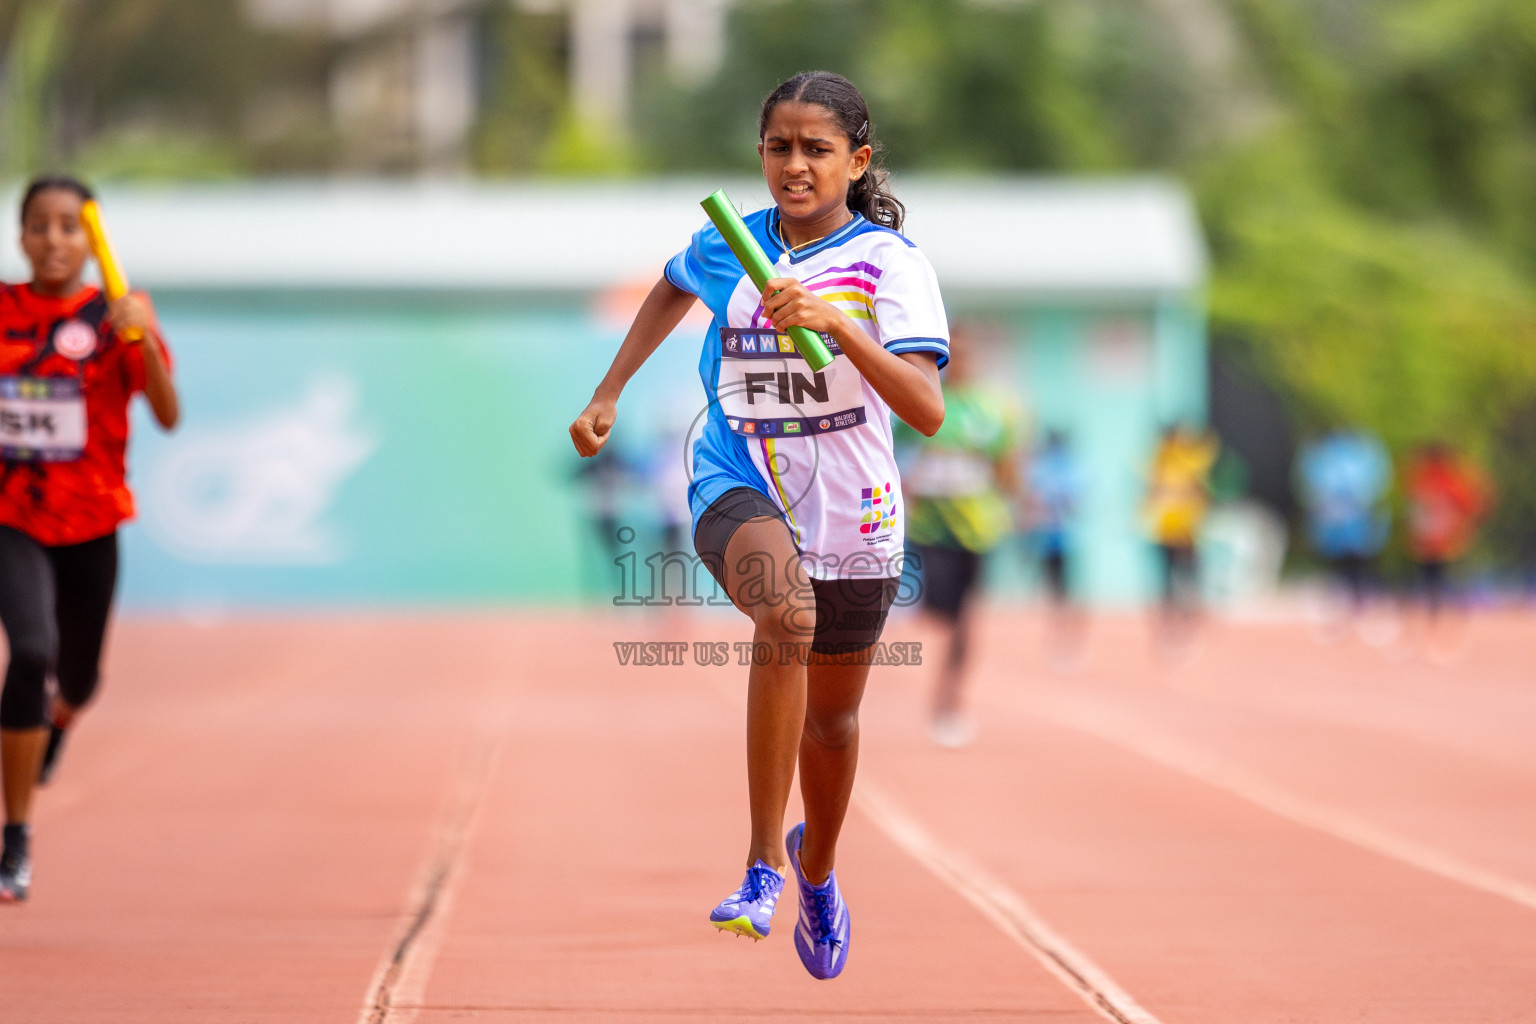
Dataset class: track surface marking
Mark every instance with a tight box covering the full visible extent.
[2,609,1534,1021]
[358,699,513,1024]
[984,686,1536,913]
[855,779,1163,1024]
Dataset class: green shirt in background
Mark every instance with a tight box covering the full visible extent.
[896,384,1023,553]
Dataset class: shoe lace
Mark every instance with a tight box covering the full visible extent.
[812,890,840,947]
[742,864,779,904]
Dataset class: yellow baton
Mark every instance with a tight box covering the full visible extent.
[78,200,143,343]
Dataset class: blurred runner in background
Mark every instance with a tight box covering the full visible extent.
[1296,429,1393,642]
[0,176,179,903]
[1145,424,1218,664]
[648,403,696,557]
[898,327,1022,748]
[573,445,632,599]
[1024,430,1087,672]
[1404,441,1494,660]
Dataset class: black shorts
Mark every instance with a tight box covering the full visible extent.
[694,487,899,654]
[909,542,982,621]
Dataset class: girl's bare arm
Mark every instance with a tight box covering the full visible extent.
[569,276,696,457]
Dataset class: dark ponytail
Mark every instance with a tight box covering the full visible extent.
[759,71,904,232]
[20,174,94,223]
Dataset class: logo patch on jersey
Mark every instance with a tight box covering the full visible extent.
[54,320,97,361]
[741,337,758,353]
[783,420,802,434]
[743,422,756,434]
[859,482,898,536]
[819,419,831,430]
[777,335,795,353]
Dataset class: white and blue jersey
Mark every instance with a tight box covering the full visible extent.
[665,207,950,580]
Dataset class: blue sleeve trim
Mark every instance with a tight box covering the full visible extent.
[663,251,692,295]
[884,336,950,369]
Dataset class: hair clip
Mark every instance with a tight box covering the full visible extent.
[857,119,869,140]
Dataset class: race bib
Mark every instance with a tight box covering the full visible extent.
[717,328,866,437]
[0,377,87,462]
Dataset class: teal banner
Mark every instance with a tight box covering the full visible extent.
[120,293,703,611]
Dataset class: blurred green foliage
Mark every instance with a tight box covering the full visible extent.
[2,0,333,178]
[638,0,1536,569]
[5,0,1536,565]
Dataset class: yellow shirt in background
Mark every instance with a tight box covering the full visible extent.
[1145,432,1218,546]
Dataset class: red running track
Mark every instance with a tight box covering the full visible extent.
[2,608,1534,1022]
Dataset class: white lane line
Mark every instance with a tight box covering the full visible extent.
[989,689,1536,914]
[856,779,1165,1024]
[356,699,514,1024]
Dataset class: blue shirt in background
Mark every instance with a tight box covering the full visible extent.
[1297,431,1391,558]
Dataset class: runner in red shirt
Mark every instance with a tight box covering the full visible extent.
[0,176,179,902]
[1404,442,1494,613]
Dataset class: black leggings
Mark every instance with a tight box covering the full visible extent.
[1157,542,1199,612]
[0,527,118,730]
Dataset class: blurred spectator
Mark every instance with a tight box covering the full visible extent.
[898,330,1022,748]
[1200,447,1290,610]
[1145,424,1219,662]
[1296,429,1392,637]
[573,446,632,598]
[1024,430,1087,671]
[1404,442,1495,620]
[645,404,696,556]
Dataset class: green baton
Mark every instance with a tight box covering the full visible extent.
[700,189,835,372]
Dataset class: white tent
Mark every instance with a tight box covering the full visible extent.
[2,178,1205,297]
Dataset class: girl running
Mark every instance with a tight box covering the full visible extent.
[569,71,947,979]
[1145,423,1218,662]
[0,176,179,902]
[896,328,1022,748]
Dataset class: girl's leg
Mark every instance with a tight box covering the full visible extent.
[48,532,119,726]
[911,543,972,721]
[720,517,816,871]
[0,528,58,825]
[796,655,872,884]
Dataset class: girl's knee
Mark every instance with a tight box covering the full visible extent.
[804,708,860,749]
[751,595,816,646]
[1,634,54,730]
[0,660,50,732]
[55,664,101,711]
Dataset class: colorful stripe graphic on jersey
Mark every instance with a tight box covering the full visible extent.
[762,437,797,532]
[750,263,881,326]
